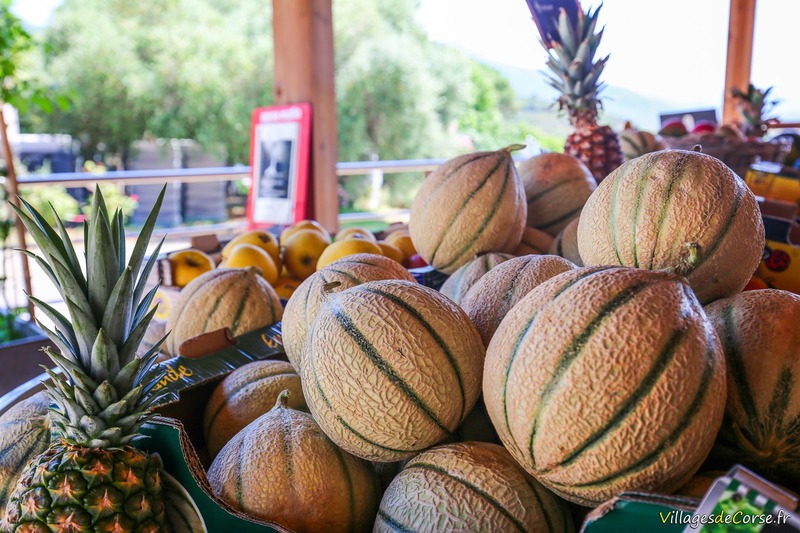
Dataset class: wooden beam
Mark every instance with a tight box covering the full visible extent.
[0,106,34,319]
[723,0,757,124]
[272,0,339,233]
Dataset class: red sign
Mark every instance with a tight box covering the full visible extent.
[247,103,312,229]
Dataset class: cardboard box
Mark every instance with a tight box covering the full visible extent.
[143,322,290,531]
[581,467,800,532]
[757,198,800,294]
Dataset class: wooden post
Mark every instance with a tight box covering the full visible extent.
[272,0,339,234]
[0,105,34,318]
[723,0,757,124]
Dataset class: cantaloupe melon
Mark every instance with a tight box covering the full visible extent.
[282,253,415,371]
[483,266,727,506]
[166,267,282,355]
[461,255,576,345]
[375,442,573,532]
[513,227,554,256]
[439,253,513,305]
[302,280,485,462]
[704,289,800,491]
[577,149,765,304]
[207,391,380,532]
[0,392,51,512]
[517,153,596,237]
[549,217,583,266]
[619,129,665,161]
[203,360,306,458]
[410,147,527,274]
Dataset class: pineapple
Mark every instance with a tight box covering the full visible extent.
[2,186,169,531]
[731,83,777,138]
[541,4,623,182]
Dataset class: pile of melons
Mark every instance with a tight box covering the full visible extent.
[163,145,800,530]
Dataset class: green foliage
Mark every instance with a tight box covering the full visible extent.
[21,0,545,212]
[82,185,138,220]
[32,0,273,164]
[0,0,67,114]
[18,185,79,227]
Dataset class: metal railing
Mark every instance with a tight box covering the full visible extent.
[14,158,450,231]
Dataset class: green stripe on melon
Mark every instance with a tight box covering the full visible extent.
[578,149,765,304]
[484,266,726,506]
[705,289,800,492]
[549,217,583,266]
[461,255,576,345]
[439,252,514,305]
[0,392,51,512]
[619,129,665,161]
[203,360,306,459]
[410,147,527,274]
[375,442,572,532]
[166,267,282,354]
[302,280,485,461]
[207,392,380,532]
[517,153,597,237]
[282,253,415,371]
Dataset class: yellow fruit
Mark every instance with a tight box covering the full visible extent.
[168,249,215,288]
[376,241,404,264]
[222,230,281,271]
[280,219,331,245]
[335,227,377,242]
[222,244,279,286]
[283,229,330,281]
[315,238,383,270]
[273,276,301,300]
[384,230,416,264]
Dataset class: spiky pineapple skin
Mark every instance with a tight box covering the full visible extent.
[3,441,164,532]
[565,123,624,183]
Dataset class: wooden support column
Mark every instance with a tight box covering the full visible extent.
[0,106,34,319]
[723,0,757,124]
[272,0,339,233]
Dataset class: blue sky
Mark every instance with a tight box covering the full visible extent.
[12,0,800,120]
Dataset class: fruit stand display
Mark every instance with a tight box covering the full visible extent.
[3,3,800,532]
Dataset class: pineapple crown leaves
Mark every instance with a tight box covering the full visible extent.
[540,3,608,115]
[11,185,169,447]
[731,83,779,127]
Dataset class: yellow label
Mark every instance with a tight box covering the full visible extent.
[746,169,800,209]
[152,289,172,320]
[758,240,800,294]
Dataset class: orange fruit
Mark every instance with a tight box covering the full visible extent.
[280,220,331,245]
[273,276,302,300]
[222,230,281,271]
[283,229,330,281]
[385,230,416,264]
[168,249,215,288]
[335,227,377,242]
[376,241,404,264]
[316,239,383,270]
[743,275,769,291]
[221,243,279,286]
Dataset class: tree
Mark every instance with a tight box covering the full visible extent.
[26,0,524,174]
[0,0,68,315]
